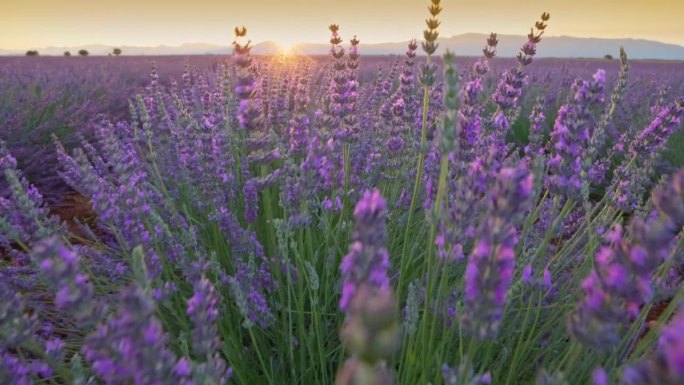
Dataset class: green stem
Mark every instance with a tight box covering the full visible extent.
[259,164,277,256]
[532,198,575,265]
[398,66,432,297]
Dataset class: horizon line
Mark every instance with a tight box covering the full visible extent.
[4,32,684,52]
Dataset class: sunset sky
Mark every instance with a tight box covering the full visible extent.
[2,0,683,50]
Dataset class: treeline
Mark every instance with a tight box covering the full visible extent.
[25,48,123,56]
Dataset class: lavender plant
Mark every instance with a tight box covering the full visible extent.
[1,1,684,385]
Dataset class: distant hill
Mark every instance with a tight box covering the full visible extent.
[277,34,684,60]
[3,34,684,60]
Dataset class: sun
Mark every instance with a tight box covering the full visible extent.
[275,41,298,56]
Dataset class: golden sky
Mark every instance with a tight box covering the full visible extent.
[2,0,683,49]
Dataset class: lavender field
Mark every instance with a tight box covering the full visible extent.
[2,2,684,385]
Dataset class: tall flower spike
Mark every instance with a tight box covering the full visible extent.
[339,189,391,312]
[485,13,550,159]
[483,33,498,59]
[584,46,629,188]
[525,97,547,161]
[234,26,247,37]
[336,190,399,385]
[547,69,606,201]
[518,12,549,67]
[461,165,534,339]
[344,35,361,139]
[32,237,106,327]
[421,0,442,56]
[610,97,684,211]
[82,285,179,384]
[187,276,221,357]
[233,26,281,222]
[455,33,498,163]
[437,50,459,156]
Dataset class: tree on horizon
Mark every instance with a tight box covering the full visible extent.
[78,49,89,56]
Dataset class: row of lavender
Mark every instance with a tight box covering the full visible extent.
[2,1,684,384]
[1,53,682,203]
[1,52,682,201]
[0,57,225,201]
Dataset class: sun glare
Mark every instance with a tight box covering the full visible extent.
[276,41,297,56]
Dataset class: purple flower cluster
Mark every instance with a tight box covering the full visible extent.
[288,62,312,157]
[462,165,534,339]
[233,27,281,223]
[32,237,106,327]
[82,286,179,384]
[486,13,549,157]
[4,4,684,384]
[1,140,65,260]
[525,97,547,160]
[547,69,607,200]
[55,120,165,279]
[187,276,220,357]
[340,189,391,312]
[610,98,684,211]
[456,33,498,162]
[569,170,684,350]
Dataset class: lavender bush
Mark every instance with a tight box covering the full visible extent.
[2,1,684,384]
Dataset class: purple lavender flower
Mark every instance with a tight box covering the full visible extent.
[339,189,390,312]
[227,256,275,329]
[462,165,534,339]
[570,170,684,350]
[485,14,549,158]
[233,27,281,223]
[610,98,684,211]
[31,237,105,327]
[525,97,547,160]
[583,47,629,187]
[593,367,608,385]
[1,140,65,253]
[288,66,311,156]
[243,179,259,223]
[82,285,179,385]
[440,156,495,264]
[342,36,361,139]
[187,276,221,357]
[0,351,36,385]
[547,70,607,200]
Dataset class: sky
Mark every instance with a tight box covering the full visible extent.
[2,0,683,50]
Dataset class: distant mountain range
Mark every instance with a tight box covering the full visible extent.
[3,34,684,60]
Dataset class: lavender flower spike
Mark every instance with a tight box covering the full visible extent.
[82,286,179,384]
[187,276,221,357]
[336,190,400,385]
[462,165,534,339]
[547,69,606,200]
[339,189,391,312]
